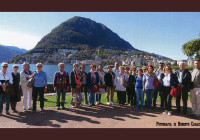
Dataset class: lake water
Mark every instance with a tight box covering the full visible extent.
[2,64,91,83]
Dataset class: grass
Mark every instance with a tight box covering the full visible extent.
[38,92,191,107]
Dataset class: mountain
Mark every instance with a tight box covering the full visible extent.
[9,16,173,64]
[0,45,27,62]
[29,16,136,53]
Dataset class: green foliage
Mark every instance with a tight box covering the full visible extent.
[182,38,200,58]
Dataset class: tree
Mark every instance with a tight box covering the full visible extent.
[182,38,200,58]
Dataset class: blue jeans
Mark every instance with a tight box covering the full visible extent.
[0,92,10,113]
[88,89,95,104]
[135,88,144,110]
[145,89,155,109]
[56,87,66,107]
[96,93,101,102]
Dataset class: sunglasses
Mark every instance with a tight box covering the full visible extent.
[2,66,8,68]
[37,66,42,67]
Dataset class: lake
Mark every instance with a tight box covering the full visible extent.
[1,64,91,83]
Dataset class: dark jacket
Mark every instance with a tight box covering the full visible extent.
[128,75,136,90]
[71,71,81,88]
[160,73,179,92]
[10,72,21,102]
[87,72,99,89]
[175,69,192,92]
[104,71,115,88]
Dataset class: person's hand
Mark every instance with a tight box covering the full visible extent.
[94,85,98,88]
[2,85,6,91]
[67,86,70,92]
[171,86,174,89]
[54,87,57,92]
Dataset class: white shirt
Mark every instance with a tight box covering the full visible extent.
[157,70,163,81]
[178,69,185,84]
[0,70,13,85]
[163,73,171,87]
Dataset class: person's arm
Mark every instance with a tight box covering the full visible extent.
[53,72,57,91]
[8,72,13,84]
[44,72,48,93]
[142,75,146,91]
[66,72,70,91]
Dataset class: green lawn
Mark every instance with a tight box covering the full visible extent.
[38,92,191,107]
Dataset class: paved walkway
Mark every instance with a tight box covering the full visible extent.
[0,98,200,128]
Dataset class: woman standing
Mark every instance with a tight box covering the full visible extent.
[32,63,47,112]
[20,62,33,112]
[104,65,115,105]
[160,65,179,116]
[143,65,156,111]
[115,66,128,106]
[87,64,99,107]
[0,62,13,116]
[96,64,105,105]
[71,63,82,108]
[10,65,21,113]
[135,68,144,110]
[80,65,88,105]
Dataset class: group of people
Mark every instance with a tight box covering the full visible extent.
[0,58,200,119]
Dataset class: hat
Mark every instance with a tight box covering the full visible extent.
[12,64,19,68]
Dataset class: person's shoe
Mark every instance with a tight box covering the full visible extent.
[23,109,27,112]
[92,103,95,106]
[11,109,18,113]
[110,102,114,105]
[28,108,32,110]
[107,102,110,105]
[88,104,92,107]
[41,108,45,111]
[72,106,75,108]
[57,107,60,110]
[0,113,2,116]
[6,111,10,115]
[162,110,168,115]
[168,111,172,116]
[99,102,103,105]
[62,106,65,110]
[96,101,99,105]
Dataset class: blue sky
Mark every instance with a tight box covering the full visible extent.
[0,12,200,60]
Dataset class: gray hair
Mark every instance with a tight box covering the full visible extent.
[58,63,65,67]
[179,61,186,66]
[22,62,30,67]
[1,62,8,67]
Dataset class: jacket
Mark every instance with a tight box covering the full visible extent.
[104,71,115,88]
[175,69,192,92]
[160,73,179,92]
[71,71,81,89]
[87,71,99,89]
[115,72,129,91]
[20,70,32,88]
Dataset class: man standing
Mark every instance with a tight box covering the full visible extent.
[113,62,120,76]
[53,63,70,110]
[153,62,165,110]
[190,58,200,118]
[175,61,191,115]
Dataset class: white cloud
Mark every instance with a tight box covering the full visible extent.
[0,30,42,50]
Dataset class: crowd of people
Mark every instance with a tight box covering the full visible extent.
[0,58,199,119]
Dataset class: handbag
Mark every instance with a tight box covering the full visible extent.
[27,78,34,88]
[5,83,15,95]
[170,87,178,98]
[153,78,159,88]
[123,75,128,88]
[91,86,99,93]
[99,88,105,94]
